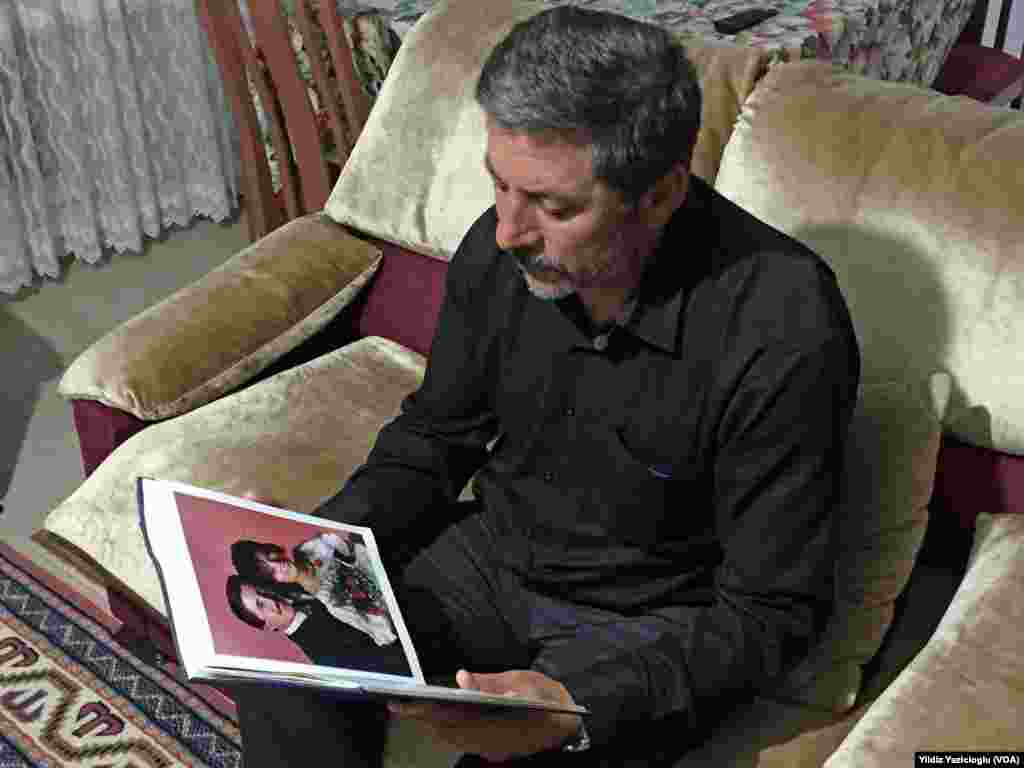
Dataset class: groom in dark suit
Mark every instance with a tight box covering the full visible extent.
[225,575,411,677]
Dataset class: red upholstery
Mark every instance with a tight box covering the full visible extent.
[933,43,1024,105]
[356,242,449,358]
[933,436,1024,528]
[72,399,149,478]
[108,586,178,659]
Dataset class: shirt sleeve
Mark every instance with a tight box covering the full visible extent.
[313,212,501,571]
[555,331,859,747]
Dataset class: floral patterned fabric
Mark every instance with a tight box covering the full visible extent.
[362,0,975,85]
[296,532,398,646]
[238,0,401,193]
[241,0,973,193]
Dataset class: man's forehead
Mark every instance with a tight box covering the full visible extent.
[485,127,596,196]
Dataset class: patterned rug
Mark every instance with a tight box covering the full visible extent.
[0,542,242,767]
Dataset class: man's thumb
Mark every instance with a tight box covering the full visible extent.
[456,669,477,690]
[457,670,522,698]
[456,669,501,694]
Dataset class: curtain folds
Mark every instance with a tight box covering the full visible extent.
[0,0,240,295]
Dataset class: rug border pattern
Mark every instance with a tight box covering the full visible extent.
[0,543,241,767]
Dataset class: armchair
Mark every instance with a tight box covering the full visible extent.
[41,0,1024,765]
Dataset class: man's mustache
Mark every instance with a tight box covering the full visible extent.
[510,247,556,273]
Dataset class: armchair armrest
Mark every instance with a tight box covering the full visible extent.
[59,213,381,423]
[825,513,1024,766]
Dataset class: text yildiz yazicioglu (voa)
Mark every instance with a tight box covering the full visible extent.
[916,754,1023,766]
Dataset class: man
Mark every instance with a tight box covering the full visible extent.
[225,575,411,676]
[233,6,859,766]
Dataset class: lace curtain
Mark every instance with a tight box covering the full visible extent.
[0,0,240,295]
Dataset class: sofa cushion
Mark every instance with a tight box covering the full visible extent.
[770,374,948,713]
[713,61,1024,455]
[672,694,864,768]
[45,336,425,614]
[669,555,966,768]
[824,513,1024,767]
[324,0,770,261]
[58,214,381,421]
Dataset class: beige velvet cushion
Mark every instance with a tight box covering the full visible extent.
[45,335,425,614]
[325,0,770,261]
[825,512,1024,766]
[58,214,381,420]
[673,695,862,767]
[771,374,949,713]
[713,61,1024,454]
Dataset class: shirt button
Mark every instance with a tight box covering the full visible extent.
[593,334,609,351]
[543,471,554,483]
[566,407,575,417]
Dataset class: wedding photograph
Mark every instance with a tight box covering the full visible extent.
[170,488,414,678]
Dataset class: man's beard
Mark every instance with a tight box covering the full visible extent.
[510,247,575,300]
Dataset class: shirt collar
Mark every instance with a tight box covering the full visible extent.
[537,175,712,353]
[284,609,307,636]
[621,174,712,353]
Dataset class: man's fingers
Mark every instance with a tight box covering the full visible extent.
[458,670,545,702]
[457,669,515,697]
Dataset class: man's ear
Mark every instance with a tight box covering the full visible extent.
[639,164,690,230]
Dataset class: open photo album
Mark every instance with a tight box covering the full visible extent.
[137,477,587,715]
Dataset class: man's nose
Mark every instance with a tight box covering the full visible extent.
[495,193,538,251]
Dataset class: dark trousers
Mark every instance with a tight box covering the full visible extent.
[231,503,694,767]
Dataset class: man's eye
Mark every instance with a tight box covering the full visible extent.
[544,206,573,220]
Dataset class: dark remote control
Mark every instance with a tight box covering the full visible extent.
[713,8,779,34]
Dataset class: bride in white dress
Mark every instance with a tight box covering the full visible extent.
[230,532,397,646]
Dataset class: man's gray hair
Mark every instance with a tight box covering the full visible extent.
[476,6,702,204]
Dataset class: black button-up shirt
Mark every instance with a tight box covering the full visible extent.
[324,176,860,746]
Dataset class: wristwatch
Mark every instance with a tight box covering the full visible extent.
[562,720,591,753]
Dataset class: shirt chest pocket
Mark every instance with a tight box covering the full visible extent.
[578,423,702,546]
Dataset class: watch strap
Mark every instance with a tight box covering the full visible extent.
[562,719,591,753]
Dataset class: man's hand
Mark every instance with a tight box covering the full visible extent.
[387,670,582,763]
